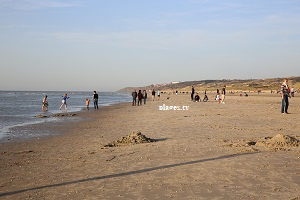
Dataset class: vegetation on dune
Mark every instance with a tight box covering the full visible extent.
[119,76,300,93]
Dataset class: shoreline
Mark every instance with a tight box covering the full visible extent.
[0,94,299,199]
[0,100,131,144]
[0,91,132,142]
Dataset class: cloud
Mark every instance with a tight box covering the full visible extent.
[0,0,83,11]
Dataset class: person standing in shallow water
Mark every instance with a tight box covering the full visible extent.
[59,94,69,111]
[93,91,99,109]
[281,78,291,114]
[42,95,48,111]
[86,98,90,110]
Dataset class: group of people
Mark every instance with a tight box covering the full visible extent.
[87,91,99,110]
[42,91,99,112]
[132,90,147,106]
[44,78,293,114]
[216,86,226,104]
[191,86,225,103]
[190,78,294,114]
[193,93,209,102]
[131,89,162,106]
[152,89,161,101]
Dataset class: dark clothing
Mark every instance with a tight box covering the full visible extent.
[281,83,290,113]
[132,91,137,106]
[93,93,99,109]
[191,87,195,100]
[281,83,289,96]
[137,92,143,106]
[222,87,226,95]
[203,95,208,102]
[132,99,137,106]
[132,92,137,98]
[138,92,143,100]
[194,95,200,102]
[93,93,98,99]
[143,91,147,104]
[281,95,289,113]
[152,91,155,96]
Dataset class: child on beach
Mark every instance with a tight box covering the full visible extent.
[42,95,48,111]
[86,98,90,110]
[59,94,69,111]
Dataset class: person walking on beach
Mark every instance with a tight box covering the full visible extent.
[152,89,156,101]
[86,98,90,110]
[143,90,147,104]
[59,94,69,111]
[42,95,48,111]
[281,78,291,114]
[157,89,161,101]
[93,91,99,109]
[221,85,226,104]
[137,90,143,106]
[191,86,195,101]
[132,90,137,106]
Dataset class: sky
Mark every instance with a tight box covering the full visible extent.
[0,0,300,91]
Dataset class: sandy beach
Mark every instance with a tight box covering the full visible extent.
[0,93,300,200]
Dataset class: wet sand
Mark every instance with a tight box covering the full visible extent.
[0,93,300,199]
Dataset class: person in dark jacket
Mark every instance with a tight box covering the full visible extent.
[93,91,99,109]
[152,89,156,101]
[281,78,291,114]
[132,90,137,106]
[137,90,143,106]
[191,86,195,101]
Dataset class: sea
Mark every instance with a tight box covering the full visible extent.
[0,91,132,141]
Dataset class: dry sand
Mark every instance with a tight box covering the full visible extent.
[0,93,300,200]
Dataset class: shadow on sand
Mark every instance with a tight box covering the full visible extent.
[0,152,259,197]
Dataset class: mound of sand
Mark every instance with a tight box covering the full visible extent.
[105,132,155,147]
[223,134,299,152]
[266,134,299,147]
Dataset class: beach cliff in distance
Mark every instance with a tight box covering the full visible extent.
[118,76,300,93]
